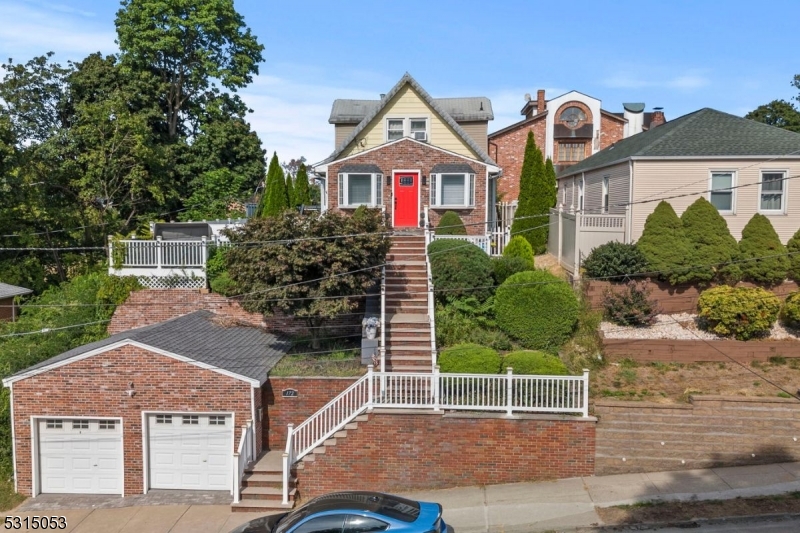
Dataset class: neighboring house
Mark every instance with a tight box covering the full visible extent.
[3,310,289,498]
[0,282,32,322]
[312,73,502,235]
[549,108,800,273]
[489,89,666,202]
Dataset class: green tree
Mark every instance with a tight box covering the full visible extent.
[115,0,264,138]
[738,214,789,285]
[180,169,248,221]
[681,197,741,284]
[285,172,295,207]
[636,201,692,284]
[745,99,800,133]
[225,208,390,348]
[511,131,548,254]
[259,152,289,217]
[294,163,312,206]
[543,157,557,213]
[502,235,535,270]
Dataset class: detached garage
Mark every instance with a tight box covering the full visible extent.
[4,310,289,498]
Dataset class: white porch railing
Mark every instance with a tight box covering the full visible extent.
[547,207,626,276]
[431,233,492,254]
[282,366,590,502]
[232,421,255,504]
[111,236,210,268]
[423,209,437,371]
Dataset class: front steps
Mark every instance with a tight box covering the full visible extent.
[384,235,434,372]
[232,451,296,513]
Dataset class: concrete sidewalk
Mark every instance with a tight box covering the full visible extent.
[3,462,800,532]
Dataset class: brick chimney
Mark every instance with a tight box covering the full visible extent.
[650,107,665,128]
[537,90,546,114]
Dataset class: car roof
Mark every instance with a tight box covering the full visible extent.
[301,491,421,523]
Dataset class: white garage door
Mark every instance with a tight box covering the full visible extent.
[39,418,122,495]
[148,413,232,491]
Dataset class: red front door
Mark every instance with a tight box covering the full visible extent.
[393,173,419,227]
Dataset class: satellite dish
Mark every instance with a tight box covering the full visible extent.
[524,93,531,102]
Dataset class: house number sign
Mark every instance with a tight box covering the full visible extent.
[282,389,299,398]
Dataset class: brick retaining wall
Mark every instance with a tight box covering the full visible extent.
[594,396,800,476]
[297,410,596,499]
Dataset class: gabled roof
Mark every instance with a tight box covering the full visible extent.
[4,310,290,386]
[560,108,800,177]
[0,283,32,299]
[488,111,548,139]
[329,97,493,124]
[318,73,497,167]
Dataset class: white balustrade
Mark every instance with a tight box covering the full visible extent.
[232,421,254,504]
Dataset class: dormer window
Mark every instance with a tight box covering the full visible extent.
[385,117,429,142]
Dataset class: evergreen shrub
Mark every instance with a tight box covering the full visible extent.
[787,228,800,280]
[438,343,502,373]
[503,236,535,269]
[602,279,660,327]
[435,211,467,235]
[501,350,569,375]
[782,291,800,329]
[427,239,493,303]
[582,241,648,280]
[495,270,579,350]
[491,256,532,285]
[739,214,789,285]
[697,285,780,340]
[681,197,740,284]
[636,201,691,284]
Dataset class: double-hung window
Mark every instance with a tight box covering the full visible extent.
[429,173,475,207]
[338,172,383,207]
[759,171,786,213]
[387,119,404,141]
[385,118,429,142]
[709,171,735,213]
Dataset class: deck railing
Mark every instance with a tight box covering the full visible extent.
[232,421,254,504]
[109,236,211,268]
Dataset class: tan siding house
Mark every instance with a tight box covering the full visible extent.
[551,108,800,274]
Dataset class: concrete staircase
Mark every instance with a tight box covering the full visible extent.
[231,451,296,513]
[384,234,434,372]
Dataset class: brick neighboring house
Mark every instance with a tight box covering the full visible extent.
[488,89,666,202]
[3,310,290,498]
[0,282,32,322]
[312,73,502,234]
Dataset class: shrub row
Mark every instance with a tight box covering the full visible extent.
[438,343,569,375]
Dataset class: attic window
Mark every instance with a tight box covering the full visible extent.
[385,118,429,142]
[387,119,403,141]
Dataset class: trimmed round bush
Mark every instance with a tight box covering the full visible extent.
[501,350,569,375]
[697,285,780,340]
[502,236,535,269]
[438,343,502,373]
[435,211,467,235]
[428,239,494,303]
[739,213,789,286]
[491,255,532,285]
[495,270,579,350]
[583,241,648,280]
[781,291,800,329]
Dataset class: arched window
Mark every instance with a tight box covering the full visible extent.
[559,107,586,129]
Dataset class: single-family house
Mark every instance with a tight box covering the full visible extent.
[3,310,289,498]
[549,107,800,273]
[488,89,665,202]
[311,73,502,235]
[0,283,32,322]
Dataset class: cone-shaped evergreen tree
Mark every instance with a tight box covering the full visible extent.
[294,163,311,206]
[258,152,289,217]
[739,213,789,285]
[285,172,295,207]
[543,157,557,212]
[787,228,800,280]
[681,197,740,284]
[511,131,547,253]
[636,201,691,284]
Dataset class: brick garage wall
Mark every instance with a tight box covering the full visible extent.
[329,139,490,235]
[595,396,800,476]
[108,289,362,338]
[489,118,547,202]
[297,411,595,499]
[11,345,255,496]
[599,114,625,149]
[601,335,800,363]
[584,280,800,314]
[263,377,359,449]
[0,296,15,321]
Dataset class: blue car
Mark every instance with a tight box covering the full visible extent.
[229,491,449,533]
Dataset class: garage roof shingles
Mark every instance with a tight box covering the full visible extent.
[10,310,290,385]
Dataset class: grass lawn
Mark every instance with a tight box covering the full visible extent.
[0,477,25,512]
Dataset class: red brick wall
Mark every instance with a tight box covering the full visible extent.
[600,114,625,149]
[264,377,358,449]
[328,139,490,235]
[297,411,595,498]
[11,345,255,496]
[108,289,362,338]
[0,297,15,321]
[489,117,547,202]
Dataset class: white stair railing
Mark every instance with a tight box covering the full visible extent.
[423,208,437,371]
[232,421,254,504]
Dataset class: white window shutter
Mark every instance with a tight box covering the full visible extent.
[376,174,383,206]
[469,174,475,206]
[338,174,344,206]
[430,174,437,206]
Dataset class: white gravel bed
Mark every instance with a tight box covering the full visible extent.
[600,312,800,341]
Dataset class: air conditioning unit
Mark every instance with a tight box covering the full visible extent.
[413,131,428,142]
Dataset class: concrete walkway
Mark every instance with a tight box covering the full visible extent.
[4,462,800,532]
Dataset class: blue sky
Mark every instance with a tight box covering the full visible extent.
[1,0,798,164]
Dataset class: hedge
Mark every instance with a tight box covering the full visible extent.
[438,343,502,373]
[501,350,569,375]
[427,239,493,303]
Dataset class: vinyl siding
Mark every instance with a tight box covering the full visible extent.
[335,124,356,148]
[630,158,800,243]
[459,121,488,152]
[558,163,630,215]
[340,85,480,159]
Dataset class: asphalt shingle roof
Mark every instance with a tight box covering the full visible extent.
[10,310,290,384]
[560,108,800,178]
[329,97,493,124]
[0,283,33,299]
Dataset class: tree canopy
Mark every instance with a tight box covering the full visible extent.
[745,99,800,133]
